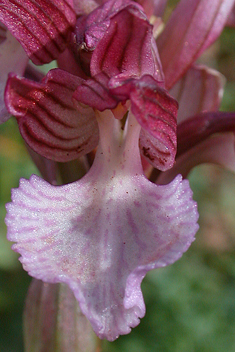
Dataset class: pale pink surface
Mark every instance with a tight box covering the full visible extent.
[6,111,198,340]
[157,0,235,89]
[170,65,225,123]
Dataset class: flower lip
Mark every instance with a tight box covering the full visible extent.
[6,109,199,340]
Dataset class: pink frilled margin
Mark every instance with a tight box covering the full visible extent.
[5,110,199,341]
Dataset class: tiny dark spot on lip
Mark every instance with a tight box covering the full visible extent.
[142,147,154,161]
[158,157,167,165]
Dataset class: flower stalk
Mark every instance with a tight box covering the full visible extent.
[24,280,102,352]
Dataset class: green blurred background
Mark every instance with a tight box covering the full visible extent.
[1,8,235,352]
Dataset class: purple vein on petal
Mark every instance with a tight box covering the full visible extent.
[177,111,235,156]
[0,0,76,64]
[170,65,225,123]
[110,75,178,171]
[5,69,99,161]
[157,0,235,89]
[90,4,163,81]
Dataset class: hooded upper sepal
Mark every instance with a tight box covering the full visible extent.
[74,0,164,82]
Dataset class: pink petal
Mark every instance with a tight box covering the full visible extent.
[73,72,120,111]
[0,28,28,123]
[5,69,99,161]
[157,133,235,184]
[6,111,198,340]
[128,76,177,146]
[158,111,235,184]
[177,111,235,157]
[170,65,225,123]
[157,0,235,89]
[110,75,178,171]
[139,128,176,171]
[0,0,76,65]
[90,3,163,81]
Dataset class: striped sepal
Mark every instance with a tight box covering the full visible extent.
[5,69,99,161]
[0,0,76,64]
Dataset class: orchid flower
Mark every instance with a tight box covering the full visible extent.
[0,0,234,167]
[1,0,198,340]
[0,0,234,343]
